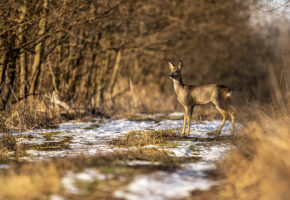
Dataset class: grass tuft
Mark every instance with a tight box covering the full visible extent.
[111,129,185,147]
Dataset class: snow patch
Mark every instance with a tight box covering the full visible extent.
[7,117,239,161]
[114,144,230,200]
[168,112,184,117]
[49,195,66,200]
[125,160,160,166]
[0,164,10,169]
[61,168,107,194]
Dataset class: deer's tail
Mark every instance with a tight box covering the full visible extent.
[219,85,232,101]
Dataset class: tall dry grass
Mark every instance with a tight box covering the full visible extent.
[221,117,290,200]
[219,56,290,200]
[0,163,61,200]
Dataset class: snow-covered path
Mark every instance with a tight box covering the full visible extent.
[10,113,235,161]
[114,144,230,200]
[1,113,238,200]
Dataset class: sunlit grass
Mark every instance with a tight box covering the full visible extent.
[110,129,187,147]
[0,163,61,200]
[221,118,290,200]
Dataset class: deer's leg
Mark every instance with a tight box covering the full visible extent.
[227,109,235,134]
[181,107,188,135]
[214,103,228,135]
[186,106,194,136]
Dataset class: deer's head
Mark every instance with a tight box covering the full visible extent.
[168,61,183,80]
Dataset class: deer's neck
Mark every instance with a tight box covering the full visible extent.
[173,78,184,94]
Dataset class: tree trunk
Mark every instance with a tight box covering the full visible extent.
[48,56,60,95]
[95,52,110,108]
[29,0,48,95]
[0,52,7,86]
[18,1,27,98]
[0,50,18,109]
[109,50,122,96]
[64,30,85,98]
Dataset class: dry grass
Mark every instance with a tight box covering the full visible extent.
[0,96,104,133]
[0,163,61,200]
[111,128,235,149]
[111,129,185,147]
[220,117,290,200]
[0,133,24,161]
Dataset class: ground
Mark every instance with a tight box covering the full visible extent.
[0,112,239,200]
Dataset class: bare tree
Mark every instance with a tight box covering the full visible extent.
[29,0,48,95]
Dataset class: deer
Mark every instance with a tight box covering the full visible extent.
[168,60,235,136]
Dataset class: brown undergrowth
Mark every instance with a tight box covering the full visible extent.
[219,114,290,200]
[0,133,24,162]
[0,95,108,133]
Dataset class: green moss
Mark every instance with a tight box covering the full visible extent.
[42,131,62,141]
[161,141,179,148]
[43,131,62,136]
[24,136,72,151]
[188,144,199,152]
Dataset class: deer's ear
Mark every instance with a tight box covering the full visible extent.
[168,61,174,71]
[177,60,183,70]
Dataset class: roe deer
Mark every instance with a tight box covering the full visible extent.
[169,61,235,136]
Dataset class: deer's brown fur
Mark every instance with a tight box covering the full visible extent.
[169,61,235,136]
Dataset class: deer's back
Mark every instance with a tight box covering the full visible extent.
[184,84,231,105]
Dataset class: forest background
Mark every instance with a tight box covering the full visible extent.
[0,0,289,128]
